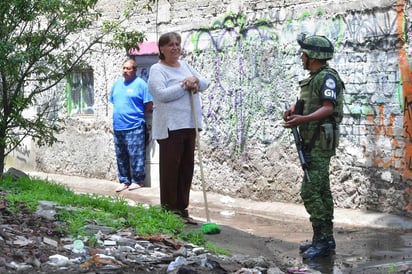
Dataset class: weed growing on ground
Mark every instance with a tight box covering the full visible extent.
[0,175,228,254]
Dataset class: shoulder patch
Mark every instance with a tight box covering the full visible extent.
[325,78,336,89]
[320,73,338,102]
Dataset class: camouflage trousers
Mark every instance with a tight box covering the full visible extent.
[300,147,334,236]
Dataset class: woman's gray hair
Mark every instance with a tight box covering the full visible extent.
[158,32,181,60]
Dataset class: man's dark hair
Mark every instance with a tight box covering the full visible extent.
[123,58,137,69]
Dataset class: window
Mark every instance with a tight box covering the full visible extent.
[65,67,94,115]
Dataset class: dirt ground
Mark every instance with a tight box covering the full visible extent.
[195,208,412,274]
[25,172,412,274]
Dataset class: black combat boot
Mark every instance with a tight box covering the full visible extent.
[299,223,320,253]
[300,235,335,252]
[322,221,336,250]
[302,236,330,259]
[300,222,336,253]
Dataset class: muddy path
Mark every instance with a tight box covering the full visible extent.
[192,207,412,273]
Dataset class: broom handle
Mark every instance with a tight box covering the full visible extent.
[190,91,211,223]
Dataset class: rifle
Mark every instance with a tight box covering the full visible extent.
[285,99,311,183]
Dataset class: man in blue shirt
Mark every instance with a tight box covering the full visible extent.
[110,58,153,192]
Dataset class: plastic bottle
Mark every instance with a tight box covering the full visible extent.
[167,256,187,272]
[72,239,85,254]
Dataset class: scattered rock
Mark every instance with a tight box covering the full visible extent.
[0,190,285,273]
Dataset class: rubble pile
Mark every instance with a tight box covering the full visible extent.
[0,191,285,273]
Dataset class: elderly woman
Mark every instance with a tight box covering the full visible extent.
[147,32,209,224]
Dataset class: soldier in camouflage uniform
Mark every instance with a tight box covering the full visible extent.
[283,34,344,259]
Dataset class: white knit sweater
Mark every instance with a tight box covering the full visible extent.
[147,60,210,140]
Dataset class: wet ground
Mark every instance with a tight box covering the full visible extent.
[187,204,412,274]
[199,208,412,273]
[27,171,412,274]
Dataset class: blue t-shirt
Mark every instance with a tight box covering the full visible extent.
[109,76,152,131]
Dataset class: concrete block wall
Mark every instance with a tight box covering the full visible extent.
[10,0,412,215]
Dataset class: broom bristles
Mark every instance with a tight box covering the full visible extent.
[201,223,221,234]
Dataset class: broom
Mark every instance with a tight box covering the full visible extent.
[190,91,221,234]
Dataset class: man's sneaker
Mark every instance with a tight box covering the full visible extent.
[128,183,143,191]
[115,184,129,192]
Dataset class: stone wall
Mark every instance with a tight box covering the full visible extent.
[9,0,412,216]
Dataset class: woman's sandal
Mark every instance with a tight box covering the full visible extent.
[183,216,198,225]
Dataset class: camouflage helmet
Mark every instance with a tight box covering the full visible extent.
[297,33,334,60]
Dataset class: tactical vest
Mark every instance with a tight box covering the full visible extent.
[298,65,344,150]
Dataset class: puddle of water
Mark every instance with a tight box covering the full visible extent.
[302,255,342,273]
[192,206,310,240]
[190,206,412,274]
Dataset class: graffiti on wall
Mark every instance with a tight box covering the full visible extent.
[396,0,412,210]
[182,3,412,207]
[182,13,290,157]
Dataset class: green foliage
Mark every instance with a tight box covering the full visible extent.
[0,176,232,255]
[0,176,189,239]
[0,0,158,175]
[205,242,230,256]
[1,176,75,211]
[102,20,147,52]
[131,205,185,235]
[184,230,206,246]
[387,263,397,274]
[87,236,99,247]
[0,0,104,174]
